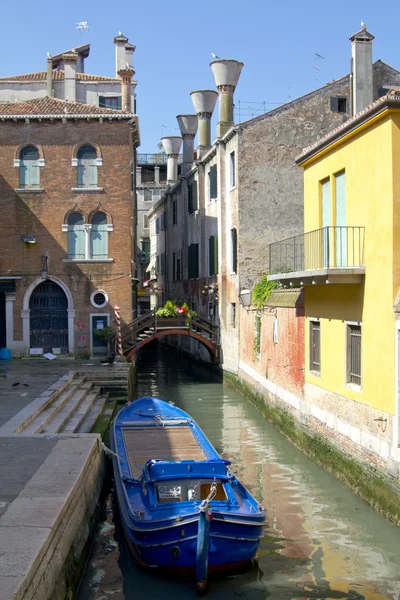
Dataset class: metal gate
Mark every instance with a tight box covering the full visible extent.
[29,281,68,352]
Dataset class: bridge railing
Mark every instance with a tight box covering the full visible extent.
[108,310,219,357]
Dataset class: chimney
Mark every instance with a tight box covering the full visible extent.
[161,137,182,184]
[210,58,244,137]
[46,55,53,97]
[114,32,134,76]
[190,90,218,158]
[62,52,78,102]
[349,23,375,115]
[118,68,135,111]
[176,115,198,174]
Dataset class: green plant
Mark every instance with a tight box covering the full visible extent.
[93,326,115,341]
[156,300,177,318]
[252,273,281,308]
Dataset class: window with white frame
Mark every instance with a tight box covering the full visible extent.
[143,215,150,230]
[229,151,236,188]
[90,212,108,259]
[66,211,111,260]
[309,320,321,374]
[19,145,40,188]
[77,145,98,188]
[347,323,361,386]
[67,212,85,259]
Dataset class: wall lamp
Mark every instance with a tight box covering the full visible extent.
[239,289,252,308]
[21,235,36,244]
[41,255,48,280]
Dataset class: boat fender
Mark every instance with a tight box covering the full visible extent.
[170,546,180,562]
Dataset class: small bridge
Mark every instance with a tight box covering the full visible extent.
[111,311,219,362]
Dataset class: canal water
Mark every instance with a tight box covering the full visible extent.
[77,346,400,600]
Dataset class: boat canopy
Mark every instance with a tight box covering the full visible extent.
[143,459,231,483]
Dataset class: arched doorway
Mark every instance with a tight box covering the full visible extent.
[29,281,68,353]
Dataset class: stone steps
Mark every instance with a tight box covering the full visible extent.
[41,383,98,434]
[77,395,107,434]
[61,389,103,434]
[21,379,86,435]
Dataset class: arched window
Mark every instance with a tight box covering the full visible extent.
[77,145,97,188]
[67,212,85,259]
[90,212,108,259]
[20,146,40,188]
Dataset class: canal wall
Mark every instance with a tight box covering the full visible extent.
[0,436,106,600]
[224,369,400,526]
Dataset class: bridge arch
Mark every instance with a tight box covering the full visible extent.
[125,328,218,362]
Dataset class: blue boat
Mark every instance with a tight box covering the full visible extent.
[110,397,266,591]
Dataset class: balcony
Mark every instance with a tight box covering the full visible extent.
[268,226,365,285]
[137,153,183,166]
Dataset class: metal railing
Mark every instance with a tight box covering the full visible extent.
[269,226,365,274]
[137,153,183,166]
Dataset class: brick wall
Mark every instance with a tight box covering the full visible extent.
[0,119,133,354]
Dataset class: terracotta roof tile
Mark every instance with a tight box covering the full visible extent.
[0,70,121,82]
[0,96,132,117]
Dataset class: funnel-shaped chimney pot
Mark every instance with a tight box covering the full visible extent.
[210,58,243,137]
[190,89,218,158]
[177,114,198,174]
[161,136,182,183]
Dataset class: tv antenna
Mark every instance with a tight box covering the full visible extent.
[313,52,325,83]
[76,21,89,33]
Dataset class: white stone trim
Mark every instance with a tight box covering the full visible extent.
[106,223,114,232]
[5,293,16,349]
[62,224,68,232]
[90,290,109,309]
[71,158,78,167]
[96,158,103,167]
[238,360,400,466]
[14,159,20,167]
[38,158,45,167]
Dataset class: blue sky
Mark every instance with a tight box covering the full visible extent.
[1,1,399,151]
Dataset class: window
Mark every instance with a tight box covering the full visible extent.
[67,211,110,260]
[176,249,182,281]
[231,228,237,273]
[155,217,160,234]
[208,235,218,276]
[144,189,152,202]
[209,165,218,200]
[143,215,150,229]
[160,212,166,230]
[141,240,150,263]
[230,302,236,328]
[230,151,236,188]
[90,290,108,308]
[330,97,348,113]
[77,145,97,188]
[347,324,361,386]
[188,180,198,214]
[19,146,40,188]
[172,251,176,281]
[188,243,199,279]
[67,212,85,259]
[99,96,121,109]
[90,212,108,259]
[309,320,321,374]
[172,198,177,225]
[156,254,166,274]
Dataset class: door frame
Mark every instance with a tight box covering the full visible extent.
[90,313,110,357]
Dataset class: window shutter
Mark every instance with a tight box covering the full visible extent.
[177,250,181,281]
[19,163,28,187]
[231,228,237,273]
[30,164,40,187]
[193,243,199,278]
[155,218,160,234]
[99,96,105,107]
[117,96,122,109]
[172,252,176,281]
[209,236,215,276]
[330,97,339,112]
[210,165,217,199]
[68,225,85,259]
[161,212,166,230]
[214,234,218,275]
[90,224,108,259]
[321,179,330,227]
[335,171,346,267]
[192,180,198,211]
[188,183,193,214]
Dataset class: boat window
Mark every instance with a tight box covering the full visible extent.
[155,479,227,504]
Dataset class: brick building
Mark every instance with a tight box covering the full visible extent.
[0,97,139,356]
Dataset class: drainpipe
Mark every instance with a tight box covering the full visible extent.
[176,114,198,175]
[46,55,53,97]
[161,137,182,184]
[210,58,244,137]
[190,90,218,158]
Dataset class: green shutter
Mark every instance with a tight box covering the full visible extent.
[68,225,85,259]
[117,96,122,109]
[192,180,198,211]
[172,252,176,281]
[214,234,218,275]
[335,171,346,267]
[231,228,237,273]
[321,178,331,267]
[209,236,215,276]
[188,244,199,279]
[210,165,217,199]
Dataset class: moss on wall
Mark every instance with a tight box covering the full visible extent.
[224,371,400,526]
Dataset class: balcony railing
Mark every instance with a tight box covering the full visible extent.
[269,226,365,275]
[137,153,183,165]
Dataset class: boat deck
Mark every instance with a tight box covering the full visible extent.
[123,426,206,478]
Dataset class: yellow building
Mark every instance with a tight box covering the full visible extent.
[269,93,400,478]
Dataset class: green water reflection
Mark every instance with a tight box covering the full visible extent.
[77,347,400,600]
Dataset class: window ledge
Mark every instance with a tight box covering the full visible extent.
[62,258,114,263]
[346,382,362,392]
[71,187,104,193]
[15,188,44,194]
[309,370,321,378]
